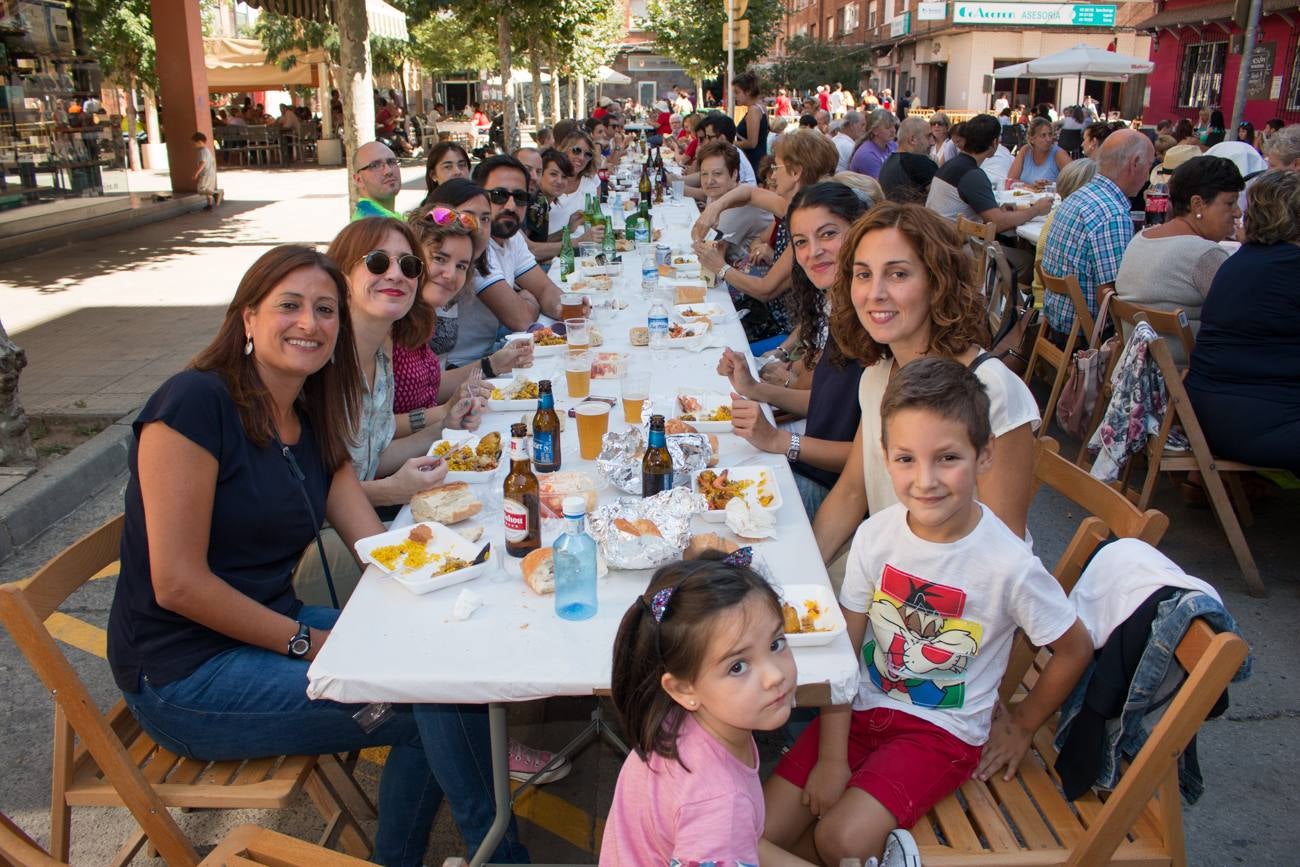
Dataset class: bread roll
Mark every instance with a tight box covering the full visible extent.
[684,532,739,559]
[707,433,720,467]
[522,547,555,595]
[634,519,662,538]
[629,326,649,346]
[411,482,482,525]
[664,418,697,435]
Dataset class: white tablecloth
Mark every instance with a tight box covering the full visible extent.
[307,199,860,709]
[1016,218,1047,245]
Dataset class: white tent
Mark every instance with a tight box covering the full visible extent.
[993,43,1154,105]
[596,65,631,85]
[488,69,552,86]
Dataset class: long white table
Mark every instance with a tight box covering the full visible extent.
[307,196,858,865]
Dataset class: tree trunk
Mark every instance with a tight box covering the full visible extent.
[497,9,517,152]
[336,0,375,215]
[0,317,37,467]
[528,42,543,133]
[143,89,161,144]
[549,55,561,125]
[125,76,141,172]
[696,78,704,107]
[576,72,586,118]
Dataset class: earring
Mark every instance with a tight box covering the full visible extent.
[244,335,253,356]
[1196,213,1202,220]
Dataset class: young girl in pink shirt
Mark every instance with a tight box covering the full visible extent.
[601,554,814,867]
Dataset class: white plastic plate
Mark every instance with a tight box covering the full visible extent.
[691,465,782,523]
[427,434,502,483]
[775,583,847,647]
[486,378,542,412]
[672,389,733,432]
[355,521,489,595]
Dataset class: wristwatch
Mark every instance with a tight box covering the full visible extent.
[409,407,427,432]
[785,432,802,464]
[287,621,311,659]
[480,356,496,378]
[717,263,731,282]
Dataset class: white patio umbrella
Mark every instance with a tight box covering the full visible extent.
[596,65,632,85]
[993,43,1154,105]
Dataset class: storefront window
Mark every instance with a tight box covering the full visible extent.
[1288,46,1300,111]
[1177,41,1227,108]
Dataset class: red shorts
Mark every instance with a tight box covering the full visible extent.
[773,707,981,829]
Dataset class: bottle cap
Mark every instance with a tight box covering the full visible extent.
[562,495,587,517]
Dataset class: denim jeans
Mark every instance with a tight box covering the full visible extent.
[121,605,528,866]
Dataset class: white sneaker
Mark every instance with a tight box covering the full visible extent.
[880,828,922,867]
[507,739,571,784]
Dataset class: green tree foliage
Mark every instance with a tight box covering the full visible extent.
[407,8,496,73]
[645,0,784,81]
[254,11,410,75]
[82,0,157,92]
[763,36,870,94]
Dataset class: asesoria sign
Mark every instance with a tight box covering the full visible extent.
[952,3,1117,26]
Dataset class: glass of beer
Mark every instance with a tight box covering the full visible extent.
[575,401,611,461]
[564,317,590,350]
[622,371,649,425]
[560,294,586,322]
[565,350,592,399]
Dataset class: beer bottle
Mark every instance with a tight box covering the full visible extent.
[638,163,652,203]
[559,225,575,280]
[602,215,616,256]
[642,414,674,497]
[532,380,562,473]
[504,423,541,558]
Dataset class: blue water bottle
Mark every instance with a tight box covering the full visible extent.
[553,496,598,621]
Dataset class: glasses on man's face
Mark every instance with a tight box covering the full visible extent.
[485,187,531,206]
[570,146,593,159]
[359,157,400,172]
[426,206,479,231]
[362,250,424,279]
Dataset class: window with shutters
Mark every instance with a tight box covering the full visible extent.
[1177,41,1226,108]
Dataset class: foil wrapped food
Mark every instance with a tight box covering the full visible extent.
[588,487,709,570]
[595,428,715,495]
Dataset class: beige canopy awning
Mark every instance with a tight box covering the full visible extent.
[204,37,330,92]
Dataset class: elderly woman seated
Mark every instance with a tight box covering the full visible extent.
[1115,155,1243,365]
[1186,169,1300,473]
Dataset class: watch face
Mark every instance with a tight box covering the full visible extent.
[290,637,311,657]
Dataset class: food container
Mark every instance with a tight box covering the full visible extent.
[775,583,847,647]
[590,351,629,380]
[427,433,503,483]
[355,521,489,595]
[486,377,541,412]
[667,321,710,351]
[537,470,602,518]
[691,465,783,523]
[674,302,724,321]
[672,389,733,432]
[530,327,569,356]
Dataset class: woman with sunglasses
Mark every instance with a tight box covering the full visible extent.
[551,130,606,246]
[427,179,545,369]
[420,141,471,206]
[324,218,456,513]
[107,244,530,867]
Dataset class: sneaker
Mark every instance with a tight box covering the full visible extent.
[880,828,922,867]
[508,739,570,785]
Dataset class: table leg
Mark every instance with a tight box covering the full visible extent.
[469,702,511,867]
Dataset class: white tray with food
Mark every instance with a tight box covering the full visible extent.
[672,389,733,432]
[530,327,569,356]
[355,521,489,595]
[674,302,724,322]
[691,466,782,524]
[571,273,615,292]
[486,377,541,412]
[775,583,847,647]
[666,320,710,350]
[427,432,503,483]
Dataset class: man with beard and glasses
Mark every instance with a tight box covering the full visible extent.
[472,155,583,322]
[351,141,404,220]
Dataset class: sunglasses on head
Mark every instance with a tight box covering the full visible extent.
[426,206,479,231]
[485,187,531,206]
[362,250,424,279]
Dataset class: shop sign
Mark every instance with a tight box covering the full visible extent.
[890,12,912,37]
[952,3,1117,27]
[1246,42,1276,100]
[917,2,947,21]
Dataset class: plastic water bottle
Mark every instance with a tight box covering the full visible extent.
[611,191,624,230]
[553,496,598,620]
[641,259,659,298]
[648,300,669,350]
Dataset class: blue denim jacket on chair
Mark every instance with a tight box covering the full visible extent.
[1053,589,1252,804]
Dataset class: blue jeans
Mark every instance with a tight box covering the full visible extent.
[121,606,528,866]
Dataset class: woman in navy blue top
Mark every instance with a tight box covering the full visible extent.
[1186,170,1300,472]
[107,245,528,865]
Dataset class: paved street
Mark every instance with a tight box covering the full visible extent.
[0,165,1297,864]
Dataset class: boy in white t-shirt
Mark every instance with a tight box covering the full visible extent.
[764,357,1091,865]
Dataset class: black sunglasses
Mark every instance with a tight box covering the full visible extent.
[486,187,531,206]
[363,250,424,279]
[570,146,593,158]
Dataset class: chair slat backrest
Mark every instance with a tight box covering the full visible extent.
[1066,620,1248,865]
[1039,270,1095,344]
[0,516,199,866]
[1107,297,1195,365]
[957,216,997,286]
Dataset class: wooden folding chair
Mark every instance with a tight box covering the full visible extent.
[957,216,997,284]
[0,515,371,866]
[199,824,372,866]
[1024,268,1098,436]
[1,810,63,867]
[915,440,1250,865]
[967,236,1022,344]
[1101,320,1270,596]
